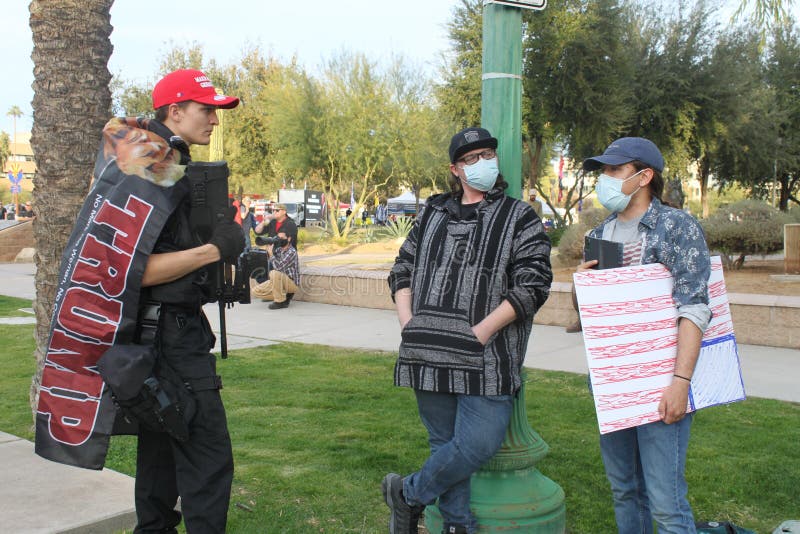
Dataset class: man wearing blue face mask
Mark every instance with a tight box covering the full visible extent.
[579,137,711,534]
[383,127,553,534]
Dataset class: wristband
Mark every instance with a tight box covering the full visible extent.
[673,373,691,382]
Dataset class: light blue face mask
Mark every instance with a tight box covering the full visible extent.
[463,157,500,192]
[595,169,643,212]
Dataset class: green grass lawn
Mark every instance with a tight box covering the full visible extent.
[1,296,797,533]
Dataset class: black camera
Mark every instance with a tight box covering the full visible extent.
[256,236,289,247]
[232,249,270,304]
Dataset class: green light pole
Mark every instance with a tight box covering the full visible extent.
[482,1,523,200]
[425,1,566,531]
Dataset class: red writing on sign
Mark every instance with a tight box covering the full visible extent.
[38,195,152,445]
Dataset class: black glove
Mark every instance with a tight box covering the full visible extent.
[208,219,245,262]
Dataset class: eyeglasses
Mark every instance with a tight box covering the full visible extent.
[457,148,496,166]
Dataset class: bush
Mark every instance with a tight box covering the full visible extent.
[788,204,800,223]
[701,199,794,269]
[381,217,415,240]
[555,207,610,266]
[547,224,567,248]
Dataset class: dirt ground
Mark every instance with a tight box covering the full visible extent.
[299,242,800,296]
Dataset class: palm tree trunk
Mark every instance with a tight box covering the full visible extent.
[28,0,114,416]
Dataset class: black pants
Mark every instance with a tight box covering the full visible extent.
[134,308,233,534]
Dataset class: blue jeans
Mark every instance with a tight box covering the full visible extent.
[599,414,696,534]
[403,390,514,532]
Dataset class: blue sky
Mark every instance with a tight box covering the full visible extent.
[3,1,797,137]
[1,0,456,135]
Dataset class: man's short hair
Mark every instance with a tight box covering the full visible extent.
[154,101,190,122]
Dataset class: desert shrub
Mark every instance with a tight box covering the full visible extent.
[359,226,380,244]
[788,204,800,223]
[381,217,415,240]
[555,207,610,265]
[702,199,794,269]
[547,225,567,248]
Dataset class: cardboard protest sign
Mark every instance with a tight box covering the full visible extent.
[574,257,745,434]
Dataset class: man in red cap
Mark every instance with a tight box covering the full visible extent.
[151,69,239,146]
[35,67,244,533]
[109,69,243,533]
[120,69,242,534]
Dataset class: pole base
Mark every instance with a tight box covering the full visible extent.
[424,467,566,533]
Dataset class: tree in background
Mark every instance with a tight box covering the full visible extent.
[763,19,800,210]
[524,0,635,223]
[436,0,482,129]
[697,28,770,217]
[314,53,412,237]
[229,50,322,195]
[6,106,23,154]
[735,0,793,30]
[0,132,9,171]
[381,56,450,204]
[29,0,114,412]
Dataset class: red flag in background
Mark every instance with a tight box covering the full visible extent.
[557,155,565,203]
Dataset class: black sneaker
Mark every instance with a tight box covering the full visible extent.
[268,300,290,310]
[286,293,295,302]
[443,524,468,534]
[382,473,424,534]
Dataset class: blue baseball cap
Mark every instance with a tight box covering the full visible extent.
[583,137,664,173]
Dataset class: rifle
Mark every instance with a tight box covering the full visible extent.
[185,161,269,359]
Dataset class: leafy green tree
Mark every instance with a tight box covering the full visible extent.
[158,41,207,74]
[691,27,765,217]
[223,47,290,195]
[625,1,717,173]
[113,79,153,118]
[763,19,800,210]
[524,0,635,223]
[0,132,9,171]
[734,0,792,30]
[436,0,483,129]
[313,52,411,237]
[381,56,450,201]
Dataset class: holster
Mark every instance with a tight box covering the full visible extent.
[98,343,197,442]
[98,301,221,442]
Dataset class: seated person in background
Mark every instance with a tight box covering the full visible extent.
[254,203,297,249]
[17,201,35,221]
[252,231,300,309]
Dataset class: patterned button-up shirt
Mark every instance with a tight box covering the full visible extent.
[587,197,712,332]
[272,244,300,285]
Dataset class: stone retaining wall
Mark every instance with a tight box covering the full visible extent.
[295,266,800,349]
[0,221,34,262]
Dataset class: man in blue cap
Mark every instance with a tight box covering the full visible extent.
[577,137,711,533]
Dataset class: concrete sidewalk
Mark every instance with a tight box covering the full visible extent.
[0,262,797,533]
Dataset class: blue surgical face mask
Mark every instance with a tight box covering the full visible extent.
[462,157,499,192]
[595,169,644,212]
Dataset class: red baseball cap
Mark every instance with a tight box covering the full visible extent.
[152,69,240,110]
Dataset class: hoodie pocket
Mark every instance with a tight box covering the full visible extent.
[400,310,485,369]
